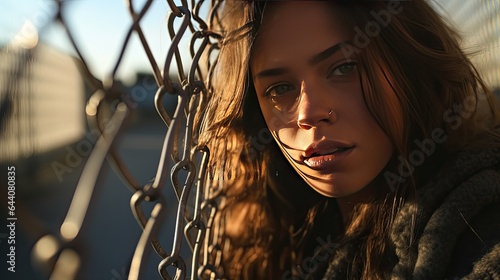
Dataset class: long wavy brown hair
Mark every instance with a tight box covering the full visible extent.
[196,0,500,279]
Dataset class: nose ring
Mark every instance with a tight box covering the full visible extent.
[327,109,337,122]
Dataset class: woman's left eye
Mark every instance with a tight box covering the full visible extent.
[329,62,358,76]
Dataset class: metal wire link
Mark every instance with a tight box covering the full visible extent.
[26,0,223,279]
[10,0,498,279]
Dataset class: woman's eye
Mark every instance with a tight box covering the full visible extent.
[265,84,295,97]
[330,62,357,76]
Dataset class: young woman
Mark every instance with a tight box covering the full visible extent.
[197,1,500,279]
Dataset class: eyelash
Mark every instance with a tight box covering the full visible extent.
[263,61,358,97]
[264,83,295,98]
[328,62,358,77]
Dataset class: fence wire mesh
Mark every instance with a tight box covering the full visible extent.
[1,0,223,279]
[0,0,499,279]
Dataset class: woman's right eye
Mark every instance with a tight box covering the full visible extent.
[265,83,295,98]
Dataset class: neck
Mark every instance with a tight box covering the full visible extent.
[336,176,389,226]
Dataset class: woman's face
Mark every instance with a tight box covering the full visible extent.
[250,1,394,198]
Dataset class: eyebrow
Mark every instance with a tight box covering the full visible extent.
[253,67,289,79]
[253,41,346,79]
[308,42,344,65]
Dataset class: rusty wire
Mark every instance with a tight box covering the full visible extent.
[25,0,223,279]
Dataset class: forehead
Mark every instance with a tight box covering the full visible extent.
[251,1,350,66]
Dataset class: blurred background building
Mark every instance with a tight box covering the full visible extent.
[432,0,500,92]
[0,42,85,163]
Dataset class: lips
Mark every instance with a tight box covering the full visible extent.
[302,140,354,170]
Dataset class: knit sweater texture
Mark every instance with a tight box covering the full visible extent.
[322,147,500,279]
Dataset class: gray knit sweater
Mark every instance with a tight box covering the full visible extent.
[322,147,500,279]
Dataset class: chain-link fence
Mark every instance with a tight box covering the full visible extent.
[1,0,222,279]
[0,0,499,279]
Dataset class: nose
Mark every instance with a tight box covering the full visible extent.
[296,81,336,130]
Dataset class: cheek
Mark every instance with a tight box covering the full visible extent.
[260,102,295,131]
[258,101,301,149]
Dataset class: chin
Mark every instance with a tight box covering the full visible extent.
[305,180,362,198]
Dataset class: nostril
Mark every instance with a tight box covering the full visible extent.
[297,120,313,130]
[297,108,336,129]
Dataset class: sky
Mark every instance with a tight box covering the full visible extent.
[1,0,498,85]
[0,0,202,82]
